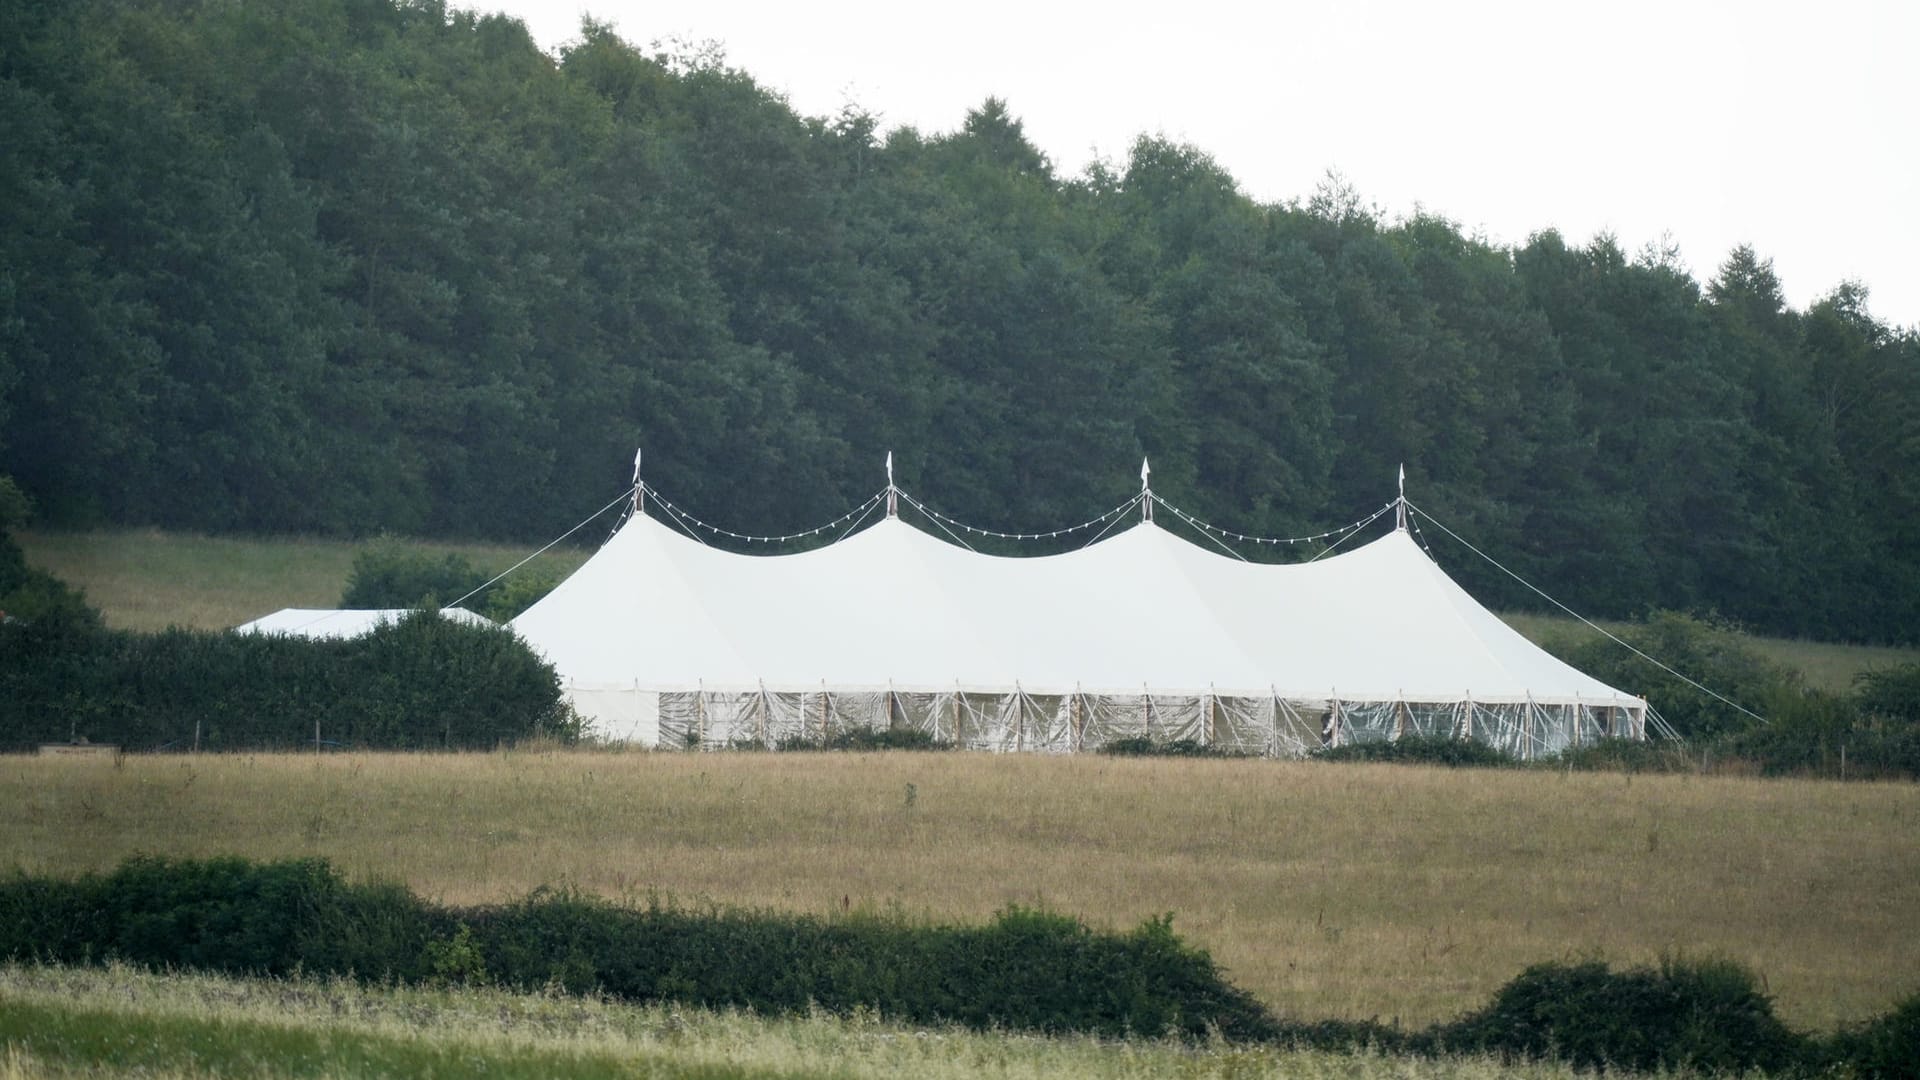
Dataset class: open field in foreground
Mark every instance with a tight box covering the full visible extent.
[3,752,1914,1030]
[0,964,1597,1080]
[22,529,1917,691]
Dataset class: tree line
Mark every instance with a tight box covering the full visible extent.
[3,0,1915,642]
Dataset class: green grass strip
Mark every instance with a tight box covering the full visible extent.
[0,996,820,1080]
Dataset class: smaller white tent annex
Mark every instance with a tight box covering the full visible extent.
[236,607,492,640]
[510,485,1646,758]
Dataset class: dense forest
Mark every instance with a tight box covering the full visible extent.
[3,0,1916,643]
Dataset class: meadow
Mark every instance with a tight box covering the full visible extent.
[0,962,1611,1080]
[14,529,590,633]
[3,751,1914,1031]
[22,528,1916,693]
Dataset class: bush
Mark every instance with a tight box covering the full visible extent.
[1547,738,1696,773]
[1098,736,1243,758]
[1542,612,1792,740]
[772,727,952,752]
[479,565,560,622]
[1823,991,1920,1079]
[340,543,490,610]
[1435,956,1803,1073]
[1314,734,1516,768]
[1856,664,1920,724]
[0,855,442,981]
[0,857,1276,1042]
[0,477,101,632]
[0,610,575,752]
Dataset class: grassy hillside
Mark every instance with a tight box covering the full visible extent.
[1499,612,1920,696]
[4,751,1914,1030]
[20,528,1918,691]
[15,528,590,631]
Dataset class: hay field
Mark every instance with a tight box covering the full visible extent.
[3,751,1914,1030]
[0,964,1596,1080]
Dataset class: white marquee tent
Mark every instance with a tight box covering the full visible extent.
[236,607,492,639]
[510,493,1647,758]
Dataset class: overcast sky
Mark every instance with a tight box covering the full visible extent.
[475,0,1918,329]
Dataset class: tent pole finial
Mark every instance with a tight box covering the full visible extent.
[1140,457,1153,522]
[1395,462,1407,531]
[885,450,898,518]
[641,443,656,515]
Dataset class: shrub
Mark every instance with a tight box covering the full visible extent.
[0,477,100,632]
[479,565,560,622]
[0,611,573,752]
[339,542,490,610]
[0,855,441,981]
[1547,738,1696,773]
[1098,737,1242,758]
[1822,991,1920,1079]
[1856,663,1920,724]
[0,857,1277,1042]
[823,727,950,752]
[772,727,952,752]
[1542,612,1792,740]
[1435,956,1803,1073]
[1315,734,1515,768]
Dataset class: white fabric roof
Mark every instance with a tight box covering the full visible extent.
[235,607,492,639]
[509,512,1643,707]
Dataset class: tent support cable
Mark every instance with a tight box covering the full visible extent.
[1406,500,1765,729]
[446,487,636,611]
[1307,503,1396,562]
[895,490,978,552]
[1079,492,1144,548]
[649,494,712,546]
[1150,494,1250,562]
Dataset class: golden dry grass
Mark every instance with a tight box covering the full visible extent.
[0,963,1603,1080]
[3,751,1914,1031]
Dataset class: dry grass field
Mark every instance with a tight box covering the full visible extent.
[0,963,1602,1080]
[3,750,1914,1031]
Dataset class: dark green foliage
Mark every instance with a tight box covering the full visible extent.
[479,566,561,622]
[1546,738,1698,773]
[469,895,1276,1041]
[339,544,491,610]
[1822,991,1920,1079]
[1097,736,1244,758]
[823,727,950,752]
[3,0,1917,646]
[769,727,952,752]
[0,857,1274,1042]
[0,855,442,981]
[1314,735,1516,768]
[1722,710,1920,779]
[1542,612,1792,740]
[0,476,101,631]
[1857,664,1920,724]
[1435,957,1805,1073]
[0,611,574,751]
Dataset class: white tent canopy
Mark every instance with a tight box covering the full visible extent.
[511,506,1646,758]
[236,607,492,639]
